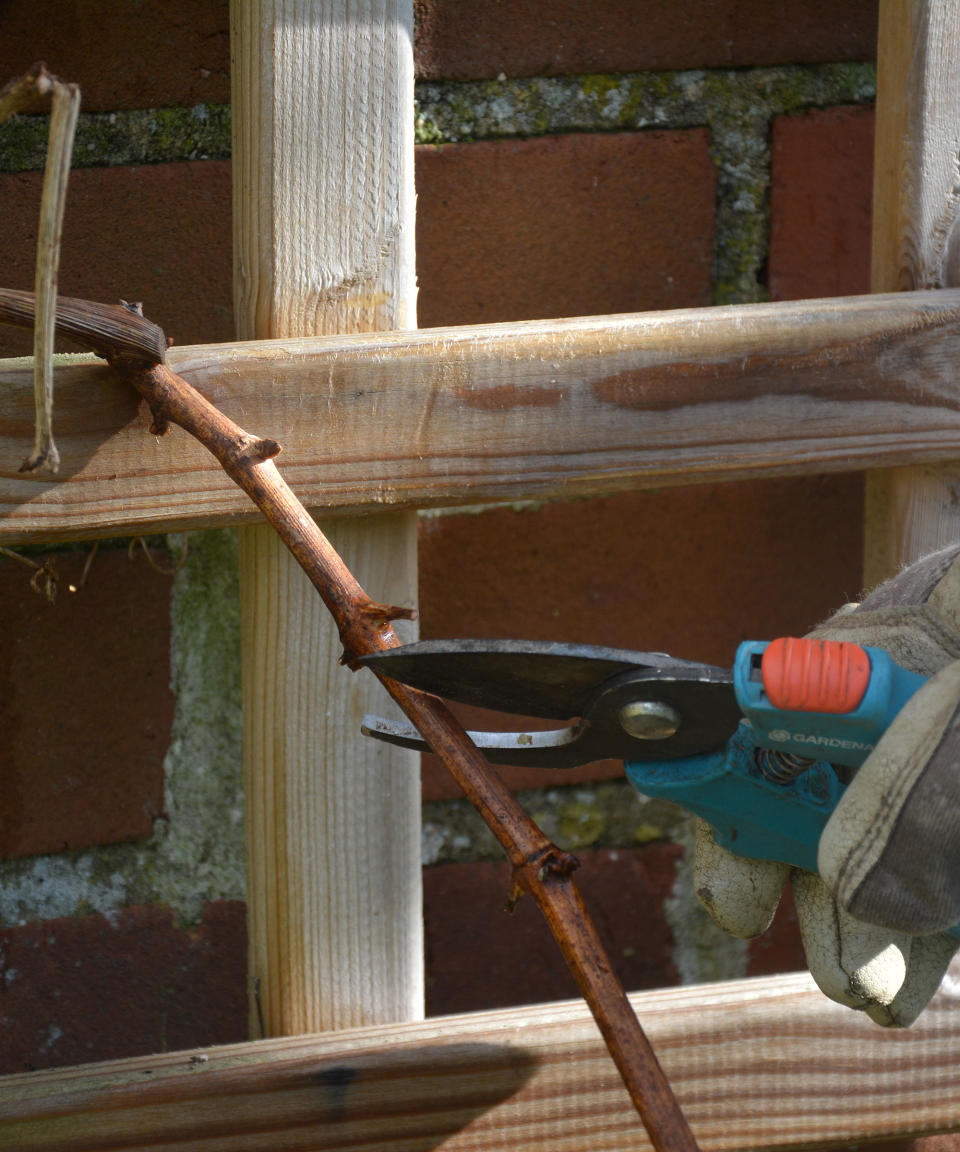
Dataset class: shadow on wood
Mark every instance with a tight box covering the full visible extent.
[0,1039,537,1152]
[4,969,960,1151]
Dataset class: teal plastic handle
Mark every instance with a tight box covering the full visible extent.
[626,722,838,874]
[625,724,960,940]
[625,645,960,940]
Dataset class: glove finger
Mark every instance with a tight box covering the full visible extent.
[861,543,960,629]
[792,870,909,1012]
[864,932,958,1028]
[819,661,960,936]
[808,543,960,675]
[692,818,789,938]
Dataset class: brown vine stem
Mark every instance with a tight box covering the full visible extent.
[0,291,700,1152]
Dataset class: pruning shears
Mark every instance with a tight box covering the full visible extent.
[360,635,960,940]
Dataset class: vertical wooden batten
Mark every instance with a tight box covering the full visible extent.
[864,0,960,584]
[230,0,423,1036]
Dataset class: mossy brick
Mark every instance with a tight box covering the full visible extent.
[413,65,875,148]
[423,845,682,1015]
[0,547,174,860]
[0,530,244,929]
[414,0,877,81]
[769,104,875,301]
[0,0,231,112]
[422,781,690,865]
[412,64,876,308]
[417,475,863,801]
[0,900,246,1074]
[0,105,232,175]
[415,130,715,327]
[0,160,233,359]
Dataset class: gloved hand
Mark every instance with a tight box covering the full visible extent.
[694,542,960,1026]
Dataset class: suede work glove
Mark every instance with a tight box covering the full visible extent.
[694,543,960,1026]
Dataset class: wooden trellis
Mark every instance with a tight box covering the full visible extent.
[1,1,960,1148]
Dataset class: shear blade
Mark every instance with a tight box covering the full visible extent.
[357,638,707,718]
[361,713,581,769]
[361,642,742,768]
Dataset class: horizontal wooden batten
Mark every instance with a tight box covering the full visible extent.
[3,289,960,542]
[3,968,960,1151]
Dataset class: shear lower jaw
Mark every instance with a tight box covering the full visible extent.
[360,714,582,768]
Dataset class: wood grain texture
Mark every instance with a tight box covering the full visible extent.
[230,0,423,1040]
[240,516,421,1036]
[231,4,416,339]
[864,0,960,585]
[3,967,960,1151]
[871,1,960,293]
[3,290,960,544]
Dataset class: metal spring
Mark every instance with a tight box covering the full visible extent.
[754,747,814,784]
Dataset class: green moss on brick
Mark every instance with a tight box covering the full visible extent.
[424,781,687,865]
[414,111,446,145]
[555,798,606,848]
[0,105,231,174]
[578,72,622,107]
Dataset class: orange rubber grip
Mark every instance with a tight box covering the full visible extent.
[761,637,871,714]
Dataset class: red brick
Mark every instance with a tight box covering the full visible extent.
[424,846,681,1015]
[0,901,246,1073]
[746,881,805,977]
[0,1,231,112]
[415,131,715,327]
[0,547,173,859]
[418,475,863,800]
[0,160,233,359]
[769,105,875,302]
[414,0,877,81]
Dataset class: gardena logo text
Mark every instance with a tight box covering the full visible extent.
[767,729,874,753]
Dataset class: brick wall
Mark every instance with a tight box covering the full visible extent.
[1,5,949,1149]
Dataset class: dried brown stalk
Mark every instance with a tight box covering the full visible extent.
[0,291,700,1152]
[0,544,60,602]
[1,64,81,474]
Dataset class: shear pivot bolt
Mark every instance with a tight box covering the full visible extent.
[618,700,681,740]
